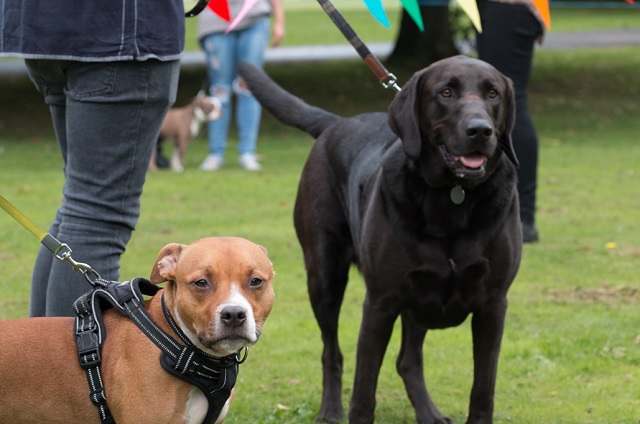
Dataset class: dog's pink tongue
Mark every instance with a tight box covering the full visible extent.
[460,155,486,169]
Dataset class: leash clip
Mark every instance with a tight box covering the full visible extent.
[381,73,401,92]
[55,243,103,285]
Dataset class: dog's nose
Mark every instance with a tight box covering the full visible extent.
[220,306,247,328]
[465,119,493,142]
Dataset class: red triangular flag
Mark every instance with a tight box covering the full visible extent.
[208,0,231,22]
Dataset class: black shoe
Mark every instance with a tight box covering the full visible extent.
[156,153,170,169]
[522,223,539,243]
[155,140,170,169]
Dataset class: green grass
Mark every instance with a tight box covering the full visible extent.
[1,18,640,424]
[546,8,640,32]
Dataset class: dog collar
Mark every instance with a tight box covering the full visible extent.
[73,278,245,424]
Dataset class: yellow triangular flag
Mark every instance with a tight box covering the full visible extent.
[455,0,482,33]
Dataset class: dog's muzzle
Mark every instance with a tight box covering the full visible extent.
[438,144,488,179]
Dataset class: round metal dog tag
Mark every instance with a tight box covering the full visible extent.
[450,185,465,205]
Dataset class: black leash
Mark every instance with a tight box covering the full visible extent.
[74,278,245,424]
[185,0,210,17]
[316,0,401,92]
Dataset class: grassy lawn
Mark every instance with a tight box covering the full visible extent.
[1,7,639,424]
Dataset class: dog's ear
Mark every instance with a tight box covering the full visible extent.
[388,69,427,162]
[499,75,519,168]
[150,243,185,284]
[257,244,276,272]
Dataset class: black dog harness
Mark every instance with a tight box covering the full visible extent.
[73,277,245,424]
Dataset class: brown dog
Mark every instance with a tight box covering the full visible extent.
[150,94,221,172]
[239,56,522,423]
[0,237,275,423]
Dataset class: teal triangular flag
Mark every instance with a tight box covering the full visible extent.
[400,0,424,31]
[363,0,391,28]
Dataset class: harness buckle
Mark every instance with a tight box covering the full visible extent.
[76,329,102,369]
[89,387,108,406]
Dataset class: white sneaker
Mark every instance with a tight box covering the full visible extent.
[238,153,261,171]
[200,154,224,171]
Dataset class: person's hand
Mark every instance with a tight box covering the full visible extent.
[270,0,285,47]
[270,22,285,47]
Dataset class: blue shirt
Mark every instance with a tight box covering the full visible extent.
[1,0,185,61]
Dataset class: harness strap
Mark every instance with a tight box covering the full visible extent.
[73,278,242,424]
[74,282,118,424]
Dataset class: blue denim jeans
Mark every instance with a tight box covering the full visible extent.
[201,17,269,157]
[25,59,180,316]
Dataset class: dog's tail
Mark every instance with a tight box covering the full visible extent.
[238,62,340,138]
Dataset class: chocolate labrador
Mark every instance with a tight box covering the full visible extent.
[239,56,522,423]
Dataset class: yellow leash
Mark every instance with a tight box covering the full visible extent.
[1,194,101,281]
[1,194,48,240]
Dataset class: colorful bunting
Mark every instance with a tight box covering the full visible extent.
[211,0,634,34]
[225,0,259,32]
[363,0,392,28]
[398,0,424,31]
[208,0,231,22]
[532,0,551,29]
[359,0,556,32]
[454,0,482,33]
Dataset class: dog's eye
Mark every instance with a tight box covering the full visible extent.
[440,88,453,98]
[249,277,264,288]
[488,89,498,99]
[192,279,209,289]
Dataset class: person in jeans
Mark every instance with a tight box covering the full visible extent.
[0,0,185,316]
[198,0,285,171]
[476,0,545,243]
